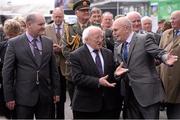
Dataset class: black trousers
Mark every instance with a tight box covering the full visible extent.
[123,83,160,119]
[15,98,54,119]
[166,103,180,119]
[52,67,66,119]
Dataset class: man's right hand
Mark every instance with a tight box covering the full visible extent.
[53,44,61,54]
[6,100,15,110]
[99,75,116,87]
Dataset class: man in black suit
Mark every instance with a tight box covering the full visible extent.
[69,26,128,119]
[2,12,60,119]
[112,17,178,119]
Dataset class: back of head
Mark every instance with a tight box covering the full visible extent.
[3,19,21,38]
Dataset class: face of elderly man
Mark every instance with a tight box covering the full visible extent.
[171,11,180,30]
[85,26,103,50]
[112,17,132,43]
[52,7,64,25]
[127,12,142,32]
[142,17,152,32]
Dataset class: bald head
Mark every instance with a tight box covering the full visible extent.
[171,10,180,29]
[126,11,142,32]
[26,12,45,38]
[112,17,132,42]
[52,7,64,25]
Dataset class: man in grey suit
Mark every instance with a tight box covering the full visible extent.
[2,12,60,119]
[112,17,178,119]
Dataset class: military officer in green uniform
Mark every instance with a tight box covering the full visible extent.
[62,0,92,103]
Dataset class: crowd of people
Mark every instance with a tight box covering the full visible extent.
[0,0,179,119]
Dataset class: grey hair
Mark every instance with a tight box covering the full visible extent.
[82,25,102,44]
[141,16,152,23]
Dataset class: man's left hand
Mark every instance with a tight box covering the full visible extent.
[53,96,60,103]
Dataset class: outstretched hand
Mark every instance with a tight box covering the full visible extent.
[114,62,128,76]
[99,75,116,87]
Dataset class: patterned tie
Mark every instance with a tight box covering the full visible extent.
[56,25,61,39]
[32,39,41,66]
[123,42,128,63]
[93,50,103,76]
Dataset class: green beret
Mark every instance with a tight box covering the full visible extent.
[73,0,90,11]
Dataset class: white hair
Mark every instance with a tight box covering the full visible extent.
[82,25,102,44]
[126,11,142,18]
[141,16,152,23]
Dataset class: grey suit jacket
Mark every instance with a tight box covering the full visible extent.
[70,45,121,112]
[114,33,165,107]
[2,33,60,106]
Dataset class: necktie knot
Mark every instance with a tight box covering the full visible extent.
[93,49,99,54]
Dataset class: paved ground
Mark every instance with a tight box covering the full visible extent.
[0,92,167,119]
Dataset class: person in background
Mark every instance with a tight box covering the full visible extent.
[126,11,144,34]
[159,10,180,119]
[2,12,60,119]
[62,0,92,106]
[156,19,165,35]
[101,12,113,30]
[162,21,172,32]
[0,19,21,119]
[44,7,67,119]
[89,7,102,25]
[141,16,152,32]
[13,16,26,33]
[141,16,161,45]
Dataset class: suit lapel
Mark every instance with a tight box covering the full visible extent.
[127,33,137,65]
[101,49,107,75]
[172,36,180,48]
[22,34,38,65]
[163,30,174,51]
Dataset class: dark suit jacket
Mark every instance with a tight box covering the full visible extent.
[114,33,165,107]
[69,44,121,112]
[2,33,60,106]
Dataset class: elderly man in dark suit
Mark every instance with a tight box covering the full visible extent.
[112,17,178,119]
[2,12,60,119]
[69,26,128,119]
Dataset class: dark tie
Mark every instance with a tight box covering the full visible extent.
[93,50,103,76]
[32,39,41,66]
[56,25,61,39]
[175,30,180,36]
[123,42,128,63]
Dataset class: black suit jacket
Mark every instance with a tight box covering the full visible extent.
[69,44,121,112]
[2,33,60,106]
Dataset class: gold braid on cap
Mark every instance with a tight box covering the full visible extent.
[64,24,80,50]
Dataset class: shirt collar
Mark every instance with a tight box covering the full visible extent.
[26,32,40,42]
[126,32,134,44]
[86,44,95,53]
[54,23,63,29]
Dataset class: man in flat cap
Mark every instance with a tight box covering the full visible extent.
[62,0,93,110]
